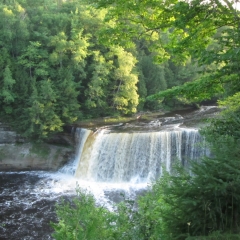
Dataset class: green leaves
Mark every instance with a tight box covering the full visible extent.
[18,41,49,79]
[87,0,240,112]
[1,66,15,103]
[147,72,226,103]
[111,46,139,114]
[26,79,63,138]
[52,189,115,240]
[0,0,142,138]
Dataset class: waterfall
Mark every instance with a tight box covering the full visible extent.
[74,128,206,183]
[59,128,91,175]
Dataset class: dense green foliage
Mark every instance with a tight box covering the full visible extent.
[88,0,239,104]
[51,190,114,240]
[0,0,140,138]
[52,108,240,239]
[51,0,240,239]
[0,0,199,139]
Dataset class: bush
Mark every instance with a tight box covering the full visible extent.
[52,109,240,240]
[51,189,115,240]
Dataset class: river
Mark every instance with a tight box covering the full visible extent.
[0,171,147,239]
[0,106,218,239]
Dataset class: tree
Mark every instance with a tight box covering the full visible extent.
[0,2,29,57]
[110,46,139,114]
[139,55,167,96]
[18,41,49,80]
[0,66,16,114]
[84,50,112,114]
[51,189,115,240]
[0,0,143,138]
[87,0,240,105]
[77,0,240,239]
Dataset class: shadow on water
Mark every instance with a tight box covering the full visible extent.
[0,173,62,240]
[0,172,145,240]
[0,106,219,239]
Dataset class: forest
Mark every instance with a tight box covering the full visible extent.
[1,0,240,239]
[1,0,201,139]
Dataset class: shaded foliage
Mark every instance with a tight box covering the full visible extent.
[0,0,141,138]
[0,0,201,139]
[51,1,240,239]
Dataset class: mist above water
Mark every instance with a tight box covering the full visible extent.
[1,107,216,239]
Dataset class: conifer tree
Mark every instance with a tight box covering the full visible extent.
[0,66,15,114]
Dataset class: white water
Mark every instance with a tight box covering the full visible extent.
[59,128,91,175]
[40,127,207,209]
[73,127,206,183]
[1,106,218,239]
[0,125,209,239]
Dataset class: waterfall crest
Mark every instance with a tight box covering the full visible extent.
[74,128,206,183]
[59,128,92,175]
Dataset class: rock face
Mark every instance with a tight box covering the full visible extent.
[0,123,75,171]
[0,123,25,144]
[0,143,74,171]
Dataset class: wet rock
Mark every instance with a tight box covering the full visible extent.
[109,106,221,132]
[0,143,74,171]
[0,122,26,144]
[0,122,75,171]
[46,126,74,146]
[148,120,162,127]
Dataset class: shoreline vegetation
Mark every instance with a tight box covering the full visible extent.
[74,105,200,127]
[1,0,240,239]
[0,0,205,140]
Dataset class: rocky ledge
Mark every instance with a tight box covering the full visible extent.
[0,123,75,171]
[0,143,73,171]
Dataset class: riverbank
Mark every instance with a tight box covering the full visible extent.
[0,106,220,171]
[0,142,73,171]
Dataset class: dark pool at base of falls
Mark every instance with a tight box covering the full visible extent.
[0,173,60,240]
[0,172,145,240]
[0,107,218,239]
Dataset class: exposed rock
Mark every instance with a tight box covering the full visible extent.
[0,122,25,144]
[107,105,222,132]
[0,123,75,171]
[46,126,74,146]
[0,143,74,171]
[0,106,222,171]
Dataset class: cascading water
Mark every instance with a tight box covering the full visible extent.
[0,108,213,239]
[73,127,206,183]
[59,128,92,175]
